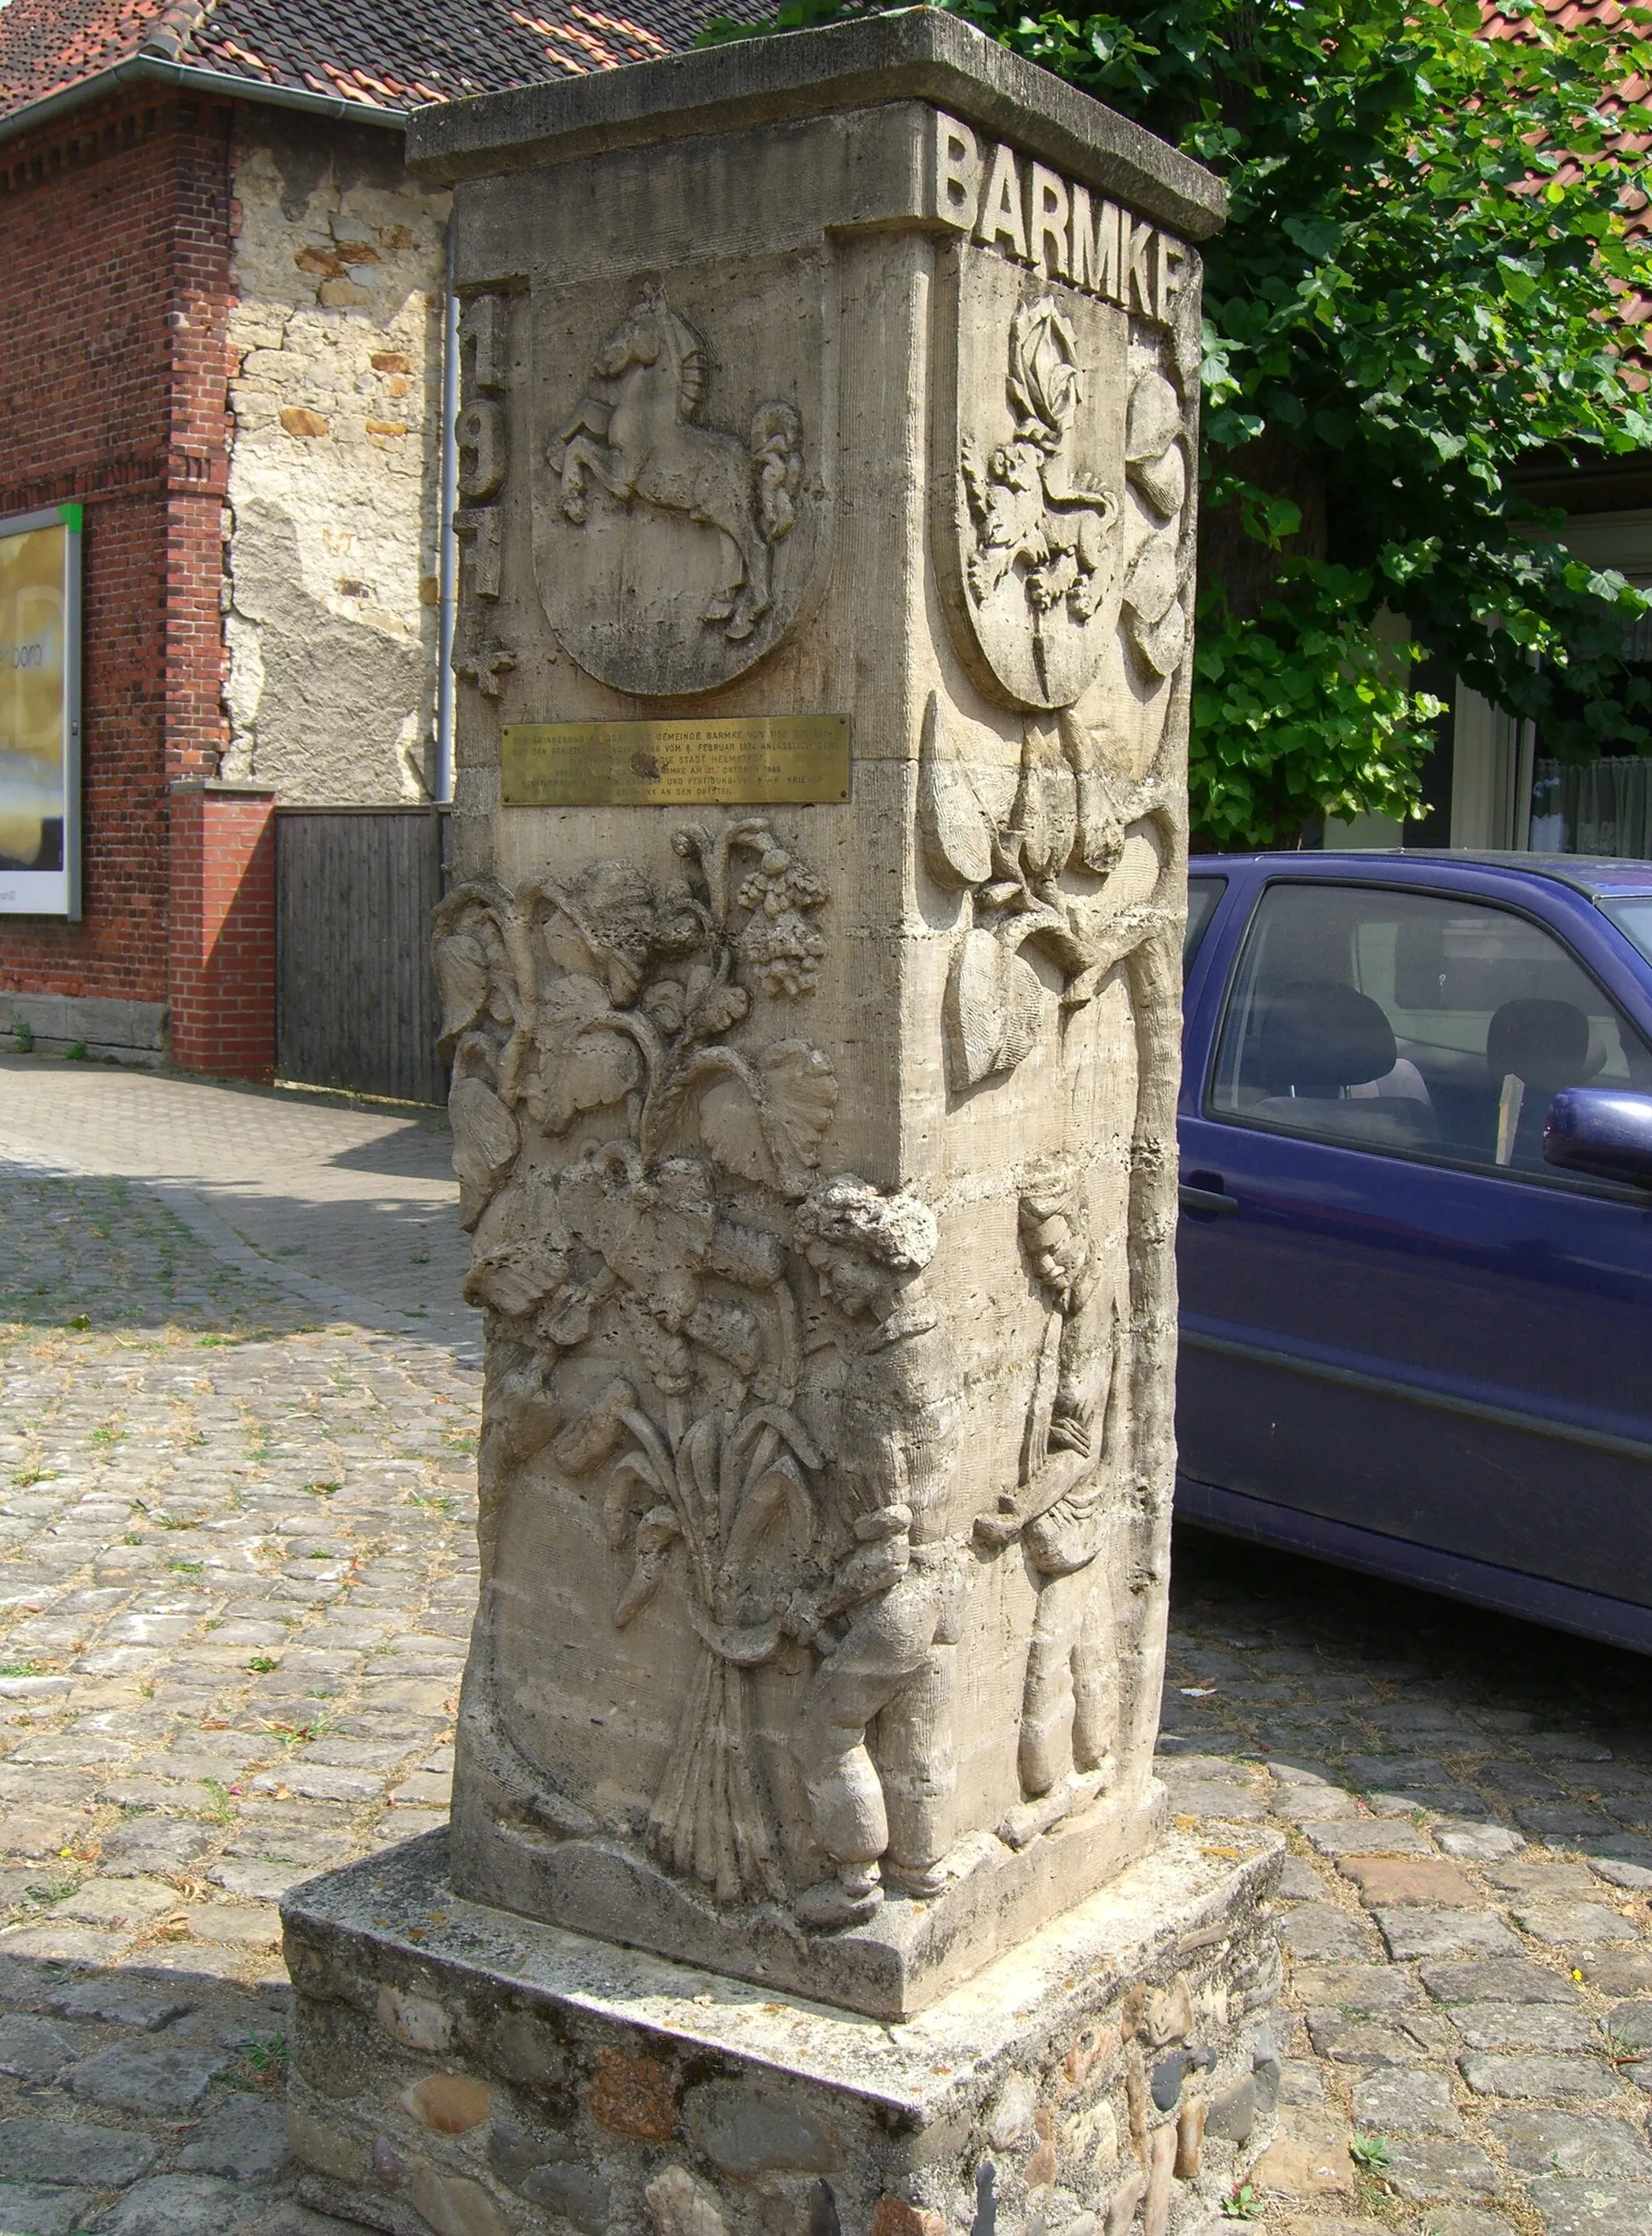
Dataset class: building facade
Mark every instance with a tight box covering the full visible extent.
[0,0,725,1076]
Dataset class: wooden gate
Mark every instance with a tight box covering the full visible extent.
[275,807,446,1103]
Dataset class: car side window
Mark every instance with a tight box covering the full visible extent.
[1184,876,1226,978]
[1209,881,1652,1171]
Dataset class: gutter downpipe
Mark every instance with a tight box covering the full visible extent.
[436,222,460,809]
[0,52,408,148]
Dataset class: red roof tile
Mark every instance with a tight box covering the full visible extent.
[0,0,770,125]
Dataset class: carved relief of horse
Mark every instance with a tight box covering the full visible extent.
[548,285,803,643]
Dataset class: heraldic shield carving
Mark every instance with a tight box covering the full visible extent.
[934,247,1128,712]
[532,263,831,698]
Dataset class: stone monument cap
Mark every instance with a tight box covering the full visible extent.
[406,4,1227,240]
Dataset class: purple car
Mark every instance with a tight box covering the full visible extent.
[1178,851,1652,1651]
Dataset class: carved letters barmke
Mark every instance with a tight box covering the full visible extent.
[930,109,1189,326]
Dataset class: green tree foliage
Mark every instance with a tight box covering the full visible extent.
[707,0,1652,845]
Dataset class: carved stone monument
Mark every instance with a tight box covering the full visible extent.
[282,16,1283,2234]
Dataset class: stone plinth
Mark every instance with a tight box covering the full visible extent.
[283,1827,1283,2236]
[388,8,1230,2023]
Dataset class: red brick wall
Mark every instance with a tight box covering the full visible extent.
[0,90,234,1014]
[167,784,274,1080]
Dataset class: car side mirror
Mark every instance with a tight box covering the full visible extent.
[1543,1087,1652,1190]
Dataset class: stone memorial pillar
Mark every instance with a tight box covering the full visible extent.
[282,16,1283,2233]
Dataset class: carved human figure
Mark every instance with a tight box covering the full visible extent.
[976,1169,1121,1847]
[786,1175,964,1928]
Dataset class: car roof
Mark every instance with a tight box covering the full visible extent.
[1188,850,1652,900]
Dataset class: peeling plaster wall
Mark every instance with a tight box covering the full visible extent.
[223,113,451,804]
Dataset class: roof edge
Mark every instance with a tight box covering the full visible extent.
[0,53,407,152]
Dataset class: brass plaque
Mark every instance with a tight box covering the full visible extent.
[501,715,851,808]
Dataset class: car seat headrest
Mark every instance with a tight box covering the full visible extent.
[1255,981,1397,1093]
[1486,998,1592,1095]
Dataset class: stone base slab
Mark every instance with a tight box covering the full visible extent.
[282,1826,1284,2236]
[455,1771,1167,2021]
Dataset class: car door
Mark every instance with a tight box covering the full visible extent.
[1176,869,1652,1611]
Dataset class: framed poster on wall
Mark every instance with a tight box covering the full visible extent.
[0,503,81,919]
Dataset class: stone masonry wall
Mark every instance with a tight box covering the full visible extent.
[222,111,451,806]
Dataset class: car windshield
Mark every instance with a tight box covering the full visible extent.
[1601,895,1652,968]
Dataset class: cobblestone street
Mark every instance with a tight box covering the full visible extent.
[0,1143,478,2236]
[0,1085,1650,2234]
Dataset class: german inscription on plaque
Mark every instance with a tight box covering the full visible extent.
[500,715,850,807]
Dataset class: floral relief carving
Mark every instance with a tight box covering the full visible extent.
[1119,368,1191,682]
[433,824,969,1926]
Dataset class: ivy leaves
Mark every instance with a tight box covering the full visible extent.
[705,0,1652,841]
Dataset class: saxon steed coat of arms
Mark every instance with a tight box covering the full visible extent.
[534,280,823,697]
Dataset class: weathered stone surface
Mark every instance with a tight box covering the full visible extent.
[1434,1821,1522,1862]
[102,1819,219,1879]
[1382,2138,1499,2201]
[684,2081,845,2178]
[0,2117,159,2187]
[1350,2068,1462,2137]
[1305,1821,1433,1858]
[0,2017,73,2085]
[1280,1906,1377,1961]
[1446,2003,1597,2050]
[102,2176,255,2236]
[1375,1909,1521,1960]
[1523,2177,1652,2234]
[1304,2009,1454,2063]
[1575,1950,1652,1996]
[178,2096,292,2183]
[282,1825,1281,2236]
[1420,1959,1579,2006]
[1340,1857,1480,1906]
[223,115,449,808]
[1491,2108,1652,2176]
[0,2185,96,2236]
[69,2043,225,2116]
[1416,2212,1516,2236]
[1458,2051,1620,2100]
[1290,1963,1420,2013]
[1248,2113,1352,2196]
[1485,1858,1601,1898]
[1512,1901,1636,1946]
[407,10,1216,2021]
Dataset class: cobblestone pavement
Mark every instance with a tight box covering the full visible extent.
[1164,1533,1652,2234]
[0,1054,476,1352]
[2,1133,1651,2236]
[0,1151,478,2236]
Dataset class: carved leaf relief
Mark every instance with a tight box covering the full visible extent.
[946,926,1043,1090]
[919,692,995,889]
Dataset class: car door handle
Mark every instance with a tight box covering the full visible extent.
[1179,1182,1240,1217]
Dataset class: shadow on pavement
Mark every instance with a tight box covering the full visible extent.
[1173,1521,1650,1732]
